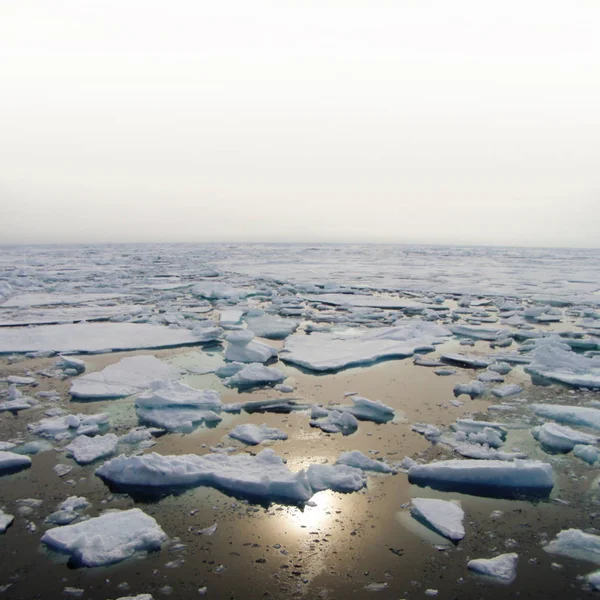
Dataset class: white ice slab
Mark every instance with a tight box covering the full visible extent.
[336,450,396,473]
[243,315,299,339]
[532,422,598,453]
[135,380,221,410]
[0,293,130,308]
[226,363,286,387]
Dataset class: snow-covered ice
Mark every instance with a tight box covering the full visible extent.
[243,315,299,339]
[410,498,465,542]
[310,410,359,435]
[41,508,167,567]
[28,412,109,440]
[135,380,221,410]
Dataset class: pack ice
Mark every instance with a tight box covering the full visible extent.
[40,508,167,567]
[410,498,465,542]
[0,323,209,354]
[71,356,180,399]
[280,321,451,372]
[408,460,553,498]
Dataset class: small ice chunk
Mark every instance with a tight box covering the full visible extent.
[467,553,518,582]
[41,508,167,567]
[59,355,86,374]
[136,381,221,410]
[410,498,465,541]
[228,423,288,445]
[225,331,278,363]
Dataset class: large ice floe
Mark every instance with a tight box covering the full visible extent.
[410,498,465,542]
[408,459,554,498]
[0,323,209,354]
[70,356,180,399]
[96,448,372,504]
[40,508,167,567]
[467,553,518,583]
[280,321,451,372]
[135,380,222,433]
[543,529,600,564]
[525,339,600,388]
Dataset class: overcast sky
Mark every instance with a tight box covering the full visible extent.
[1,0,599,247]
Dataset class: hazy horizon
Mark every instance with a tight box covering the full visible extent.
[2,1,599,248]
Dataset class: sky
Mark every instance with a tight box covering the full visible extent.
[1,0,599,247]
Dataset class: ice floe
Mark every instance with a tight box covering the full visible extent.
[41,508,167,567]
[224,330,278,363]
[228,423,288,445]
[225,363,286,388]
[71,356,180,399]
[531,404,600,431]
[0,323,209,354]
[65,434,119,464]
[336,450,396,473]
[544,529,600,564]
[281,321,451,372]
[410,498,465,542]
[532,422,598,453]
[408,459,553,498]
[525,340,600,388]
[467,553,518,583]
[0,451,31,475]
[243,314,299,339]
